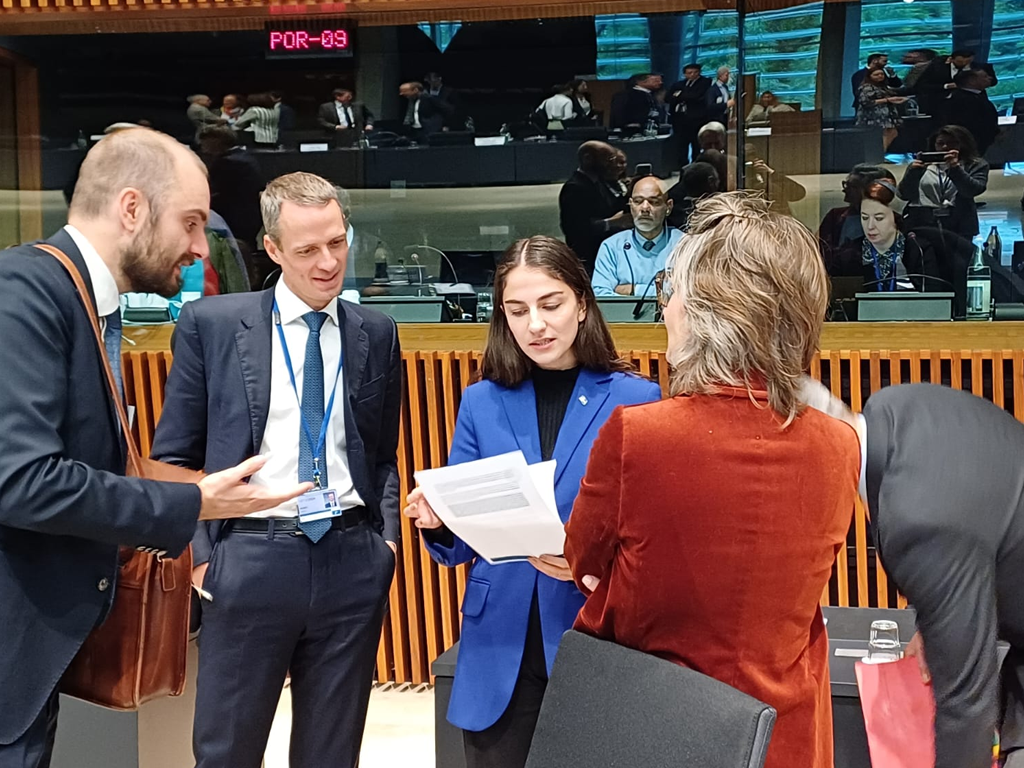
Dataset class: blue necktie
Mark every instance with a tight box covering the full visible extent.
[103,309,124,400]
[298,311,331,543]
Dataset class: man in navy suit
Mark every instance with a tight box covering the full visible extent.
[151,171,401,768]
[0,128,307,768]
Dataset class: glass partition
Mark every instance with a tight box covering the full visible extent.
[0,1,1021,323]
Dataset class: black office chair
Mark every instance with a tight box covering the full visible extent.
[525,631,776,768]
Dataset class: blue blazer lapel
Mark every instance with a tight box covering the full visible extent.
[499,379,542,464]
[235,289,274,454]
[338,300,371,494]
[338,299,369,406]
[551,368,611,485]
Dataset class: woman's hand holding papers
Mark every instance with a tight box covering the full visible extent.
[404,487,444,529]
[528,554,574,581]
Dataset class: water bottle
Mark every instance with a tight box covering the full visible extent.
[905,97,919,117]
[967,245,993,320]
[373,243,390,284]
[76,130,88,149]
[644,118,657,138]
[358,133,370,150]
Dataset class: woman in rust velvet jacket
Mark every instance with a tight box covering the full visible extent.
[564,192,861,768]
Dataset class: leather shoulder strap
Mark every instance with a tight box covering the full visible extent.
[35,243,142,472]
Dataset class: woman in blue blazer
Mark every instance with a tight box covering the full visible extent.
[405,236,661,768]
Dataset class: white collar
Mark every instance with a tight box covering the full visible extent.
[633,85,651,93]
[63,225,120,317]
[274,275,339,327]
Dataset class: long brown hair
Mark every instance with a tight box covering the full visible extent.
[480,236,635,387]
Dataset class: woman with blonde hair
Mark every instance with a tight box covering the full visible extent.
[565,192,861,768]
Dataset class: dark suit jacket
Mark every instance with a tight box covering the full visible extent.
[404,95,451,139]
[667,76,712,125]
[943,90,1000,154]
[558,170,628,274]
[0,229,200,744]
[317,100,375,134]
[915,59,998,116]
[429,86,464,130]
[277,102,297,132]
[621,88,658,127]
[150,290,402,568]
[705,80,731,125]
[864,384,1024,768]
[206,148,265,248]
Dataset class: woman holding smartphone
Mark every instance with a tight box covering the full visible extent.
[404,236,660,768]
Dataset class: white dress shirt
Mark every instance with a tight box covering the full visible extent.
[335,101,353,128]
[541,93,575,121]
[63,225,119,332]
[247,278,364,518]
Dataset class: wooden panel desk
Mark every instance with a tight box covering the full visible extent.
[121,321,1024,684]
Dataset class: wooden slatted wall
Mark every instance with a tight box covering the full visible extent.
[122,345,1024,683]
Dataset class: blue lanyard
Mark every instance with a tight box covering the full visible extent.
[273,299,344,488]
[870,247,896,292]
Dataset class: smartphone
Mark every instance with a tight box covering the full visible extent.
[634,162,653,176]
[917,151,948,164]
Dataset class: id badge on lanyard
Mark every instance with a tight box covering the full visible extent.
[274,299,345,522]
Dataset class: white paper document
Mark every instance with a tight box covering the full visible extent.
[413,451,566,564]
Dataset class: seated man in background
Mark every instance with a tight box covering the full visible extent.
[592,175,682,297]
[692,121,735,192]
[746,91,795,125]
[558,141,631,275]
[667,161,720,229]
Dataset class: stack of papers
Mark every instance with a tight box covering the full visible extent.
[414,451,565,564]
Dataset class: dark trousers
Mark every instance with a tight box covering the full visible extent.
[0,691,58,768]
[193,522,394,768]
[463,593,548,768]
[675,119,703,165]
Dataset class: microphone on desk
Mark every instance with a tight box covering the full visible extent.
[632,271,661,320]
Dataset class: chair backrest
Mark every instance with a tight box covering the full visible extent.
[525,631,776,768]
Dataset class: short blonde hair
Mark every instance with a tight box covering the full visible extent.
[665,192,828,424]
[260,172,341,244]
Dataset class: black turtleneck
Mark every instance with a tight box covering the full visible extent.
[532,366,581,462]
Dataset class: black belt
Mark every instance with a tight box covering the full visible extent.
[229,507,370,536]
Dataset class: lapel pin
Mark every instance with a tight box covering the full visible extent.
[579,395,588,406]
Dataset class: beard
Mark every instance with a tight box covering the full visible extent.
[121,218,188,298]
[633,217,662,234]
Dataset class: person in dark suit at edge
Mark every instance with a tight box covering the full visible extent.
[667,63,712,164]
[558,141,632,275]
[151,171,401,768]
[620,73,663,130]
[425,71,465,131]
[400,81,452,143]
[317,88,375,146]
[0,128,306,768]
[803,381,1024,768]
